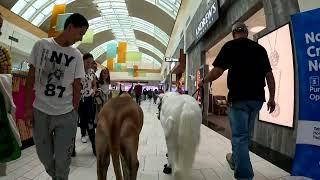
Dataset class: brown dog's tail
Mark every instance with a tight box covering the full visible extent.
[109,123,123,180]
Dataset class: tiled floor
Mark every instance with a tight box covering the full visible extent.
[0,101,291,180]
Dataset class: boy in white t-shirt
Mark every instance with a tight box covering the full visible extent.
[24,13,88,180]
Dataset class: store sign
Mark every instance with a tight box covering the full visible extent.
[291,8,320,179]
[195,0,219,41]
[165,57,179,62]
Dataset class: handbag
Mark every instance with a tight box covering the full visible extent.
[0,91,21,163]
[95,95,103,105]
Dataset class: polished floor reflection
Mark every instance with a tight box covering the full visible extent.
[1,101,291,180]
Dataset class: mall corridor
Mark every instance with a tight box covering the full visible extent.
[1,101,290,180]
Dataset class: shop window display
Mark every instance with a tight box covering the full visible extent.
[258,24,295,128]
[12,72,35,143]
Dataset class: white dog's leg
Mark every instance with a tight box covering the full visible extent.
[163,116,178,174]
[166,135,176,168]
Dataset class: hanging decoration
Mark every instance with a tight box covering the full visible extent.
[81,29,94,44]
[126,52,142,62]
[133,65,139,77]
[106,43,117,59]
[48,4,66,37]
[115,63,122,71]
[117,42,127,63]
[56,13,73,31]
[107,59,114,71]
[127,68,134,76]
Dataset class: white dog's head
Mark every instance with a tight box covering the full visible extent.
[157,92,179,120]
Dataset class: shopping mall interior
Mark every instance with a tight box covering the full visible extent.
[0,0,319,180]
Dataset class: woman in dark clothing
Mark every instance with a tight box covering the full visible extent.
[147,89,153,101]
[153,89,159,104]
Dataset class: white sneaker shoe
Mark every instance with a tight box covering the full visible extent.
[81,137,87,143]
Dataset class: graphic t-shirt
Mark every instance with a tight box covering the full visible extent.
[81,69,95,98]
[28,38,85,115]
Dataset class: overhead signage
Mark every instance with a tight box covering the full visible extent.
[291,8,320,179]
[195,0,219,42]
[165,57,179,62]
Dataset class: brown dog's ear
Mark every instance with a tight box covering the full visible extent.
[120,93,131,98]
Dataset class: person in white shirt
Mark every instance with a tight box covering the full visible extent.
[78,53,97,155]
[24,13,88,180]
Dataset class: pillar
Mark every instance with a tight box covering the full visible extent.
[263,0,300,30]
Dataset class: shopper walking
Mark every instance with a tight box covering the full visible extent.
[24,13,89,180]
[153,89,159,104]
[147,89,153,101]
[199,22,276,180]
[134,83,142,105]
[78,53,97,156]
[143,88,148,100]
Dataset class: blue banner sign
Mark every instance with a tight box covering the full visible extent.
[291,8,320,179]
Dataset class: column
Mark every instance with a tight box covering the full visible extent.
[263,0,300,30]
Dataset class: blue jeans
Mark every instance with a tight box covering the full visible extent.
[228,101,263,180]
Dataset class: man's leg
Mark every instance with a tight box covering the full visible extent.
[228,101,254,180]
[32,108,55,177]
[78,100,88,142]
[53,110,78,180]
[86,97,96,155]
[138,95,141,105]
[247,101,263,139]
[135,96,139,104]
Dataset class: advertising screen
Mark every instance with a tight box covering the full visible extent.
[257,24,295,128]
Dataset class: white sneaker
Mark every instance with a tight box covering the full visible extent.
[81,137,87,143]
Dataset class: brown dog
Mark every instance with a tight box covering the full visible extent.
[96,93,144,180]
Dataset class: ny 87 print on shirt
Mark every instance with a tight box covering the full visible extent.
[39,49,74,98]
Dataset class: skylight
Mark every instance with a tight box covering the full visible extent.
[86,17,169,47]
[93,0,139,51]
[10,0,181,65]
[11,0,75,26]
[136,40,164,60]
[145,0,181,18]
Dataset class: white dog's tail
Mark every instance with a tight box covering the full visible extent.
[175,101,202,179]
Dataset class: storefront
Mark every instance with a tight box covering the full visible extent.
[165,37,185,93]
[183,0,300,172]
[171,49,186,93]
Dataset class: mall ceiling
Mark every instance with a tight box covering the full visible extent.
[0,0,182,66]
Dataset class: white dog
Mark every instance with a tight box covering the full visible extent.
[159,92,202,180]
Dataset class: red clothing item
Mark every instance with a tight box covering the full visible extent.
[134,84,142,96]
